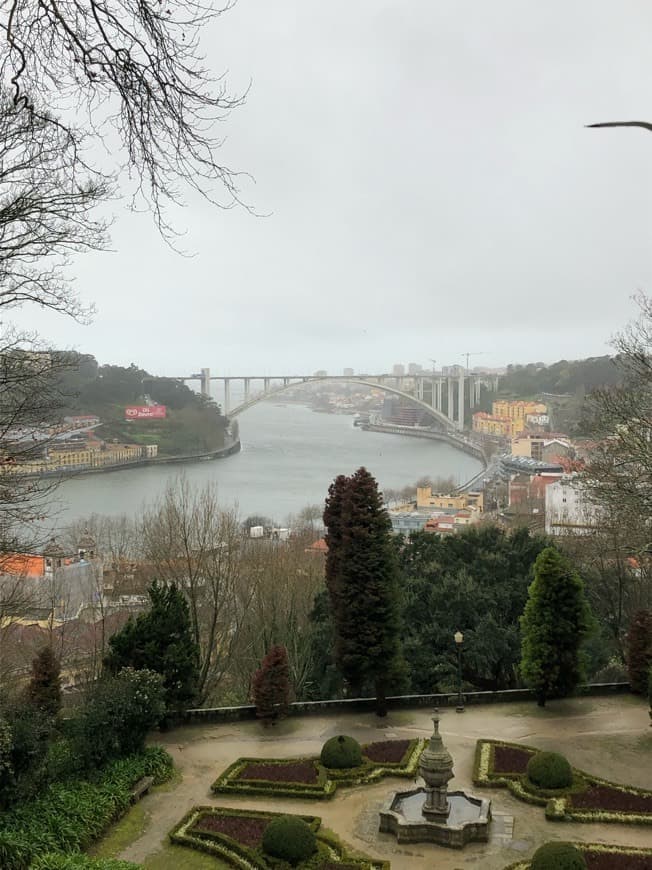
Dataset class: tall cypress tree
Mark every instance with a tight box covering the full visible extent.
[323,467,403,715]
[104,581,200,710]
[25,645,61,718]
[520,547,592,706]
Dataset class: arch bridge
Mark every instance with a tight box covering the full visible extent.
[171,369,497,432]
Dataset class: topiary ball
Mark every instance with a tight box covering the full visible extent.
[262,815,316,866]
[531,842,587,870]
[320,735,363,769]
[526,751,573,790]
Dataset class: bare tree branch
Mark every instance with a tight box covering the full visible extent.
[0,0,248,234]
[0,95,109,320]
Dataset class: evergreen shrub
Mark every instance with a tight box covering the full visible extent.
[531,842,587,870]
[261,815,316,865]
[526,751,573,790]
[320,735,362,769]
[0,831,33,870]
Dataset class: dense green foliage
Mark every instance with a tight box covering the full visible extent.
[323,468,404,714]
[520,548,593,706]
[0,831,32,870]
[104,582,200,710]
[320,735,362,770]
[72,668,166,770]
[55,354,227,455]
[526,751,573,790]
[499,356,621,398]
[0,747,172,863]
[25,646,62,718]
[531,842,587,870]
[0,704,52,806]
[627,610,652,694]
[261,815,316,865]
[252,644,291,723]
[399,526,550,692]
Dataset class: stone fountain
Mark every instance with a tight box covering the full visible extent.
[378,710,491,848]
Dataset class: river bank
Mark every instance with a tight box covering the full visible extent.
[14,439,241,481]
[49,403,484,526]
[361,422,488,465]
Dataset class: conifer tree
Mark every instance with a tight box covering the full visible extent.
[323,467,403,715]
[25,646,61,718]
[520,547,592,706]
[252,645,291,724]
[626,610,652,694]
[104,581,199,710]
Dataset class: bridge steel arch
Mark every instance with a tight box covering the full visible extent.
[226,377,456,431]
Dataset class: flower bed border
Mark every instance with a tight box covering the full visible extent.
[473,739,652,825]
[170,805,390,869]
[211,739,425,800]
[501,841,652,870]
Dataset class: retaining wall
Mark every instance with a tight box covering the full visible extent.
[177,682,631,725]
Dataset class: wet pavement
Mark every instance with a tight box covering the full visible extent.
[117,695,651,870]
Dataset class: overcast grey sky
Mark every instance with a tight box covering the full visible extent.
[19,0,652,375]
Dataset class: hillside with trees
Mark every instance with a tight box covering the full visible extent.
[55,354,228,456]
[478,355,625,433]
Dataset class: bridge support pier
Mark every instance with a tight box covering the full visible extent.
[447,378,455,423]
[200,368,211,398]
[244,378,250,402]
[224,379,231,416]
[457,370,465,430]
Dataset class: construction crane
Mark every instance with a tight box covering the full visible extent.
[461,351,487,371]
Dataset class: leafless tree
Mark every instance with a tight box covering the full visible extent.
[0,0,246,232]
[140,476,254,704]
[232,532,325,701]
[0,569,38,689]
[0,96,109,321]
[583,293,652,534]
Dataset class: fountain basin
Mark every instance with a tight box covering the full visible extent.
[379,788,491,848]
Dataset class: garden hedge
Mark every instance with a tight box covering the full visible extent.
[212,738,425,799]
[170,806,389,869]
[474,739,652,825]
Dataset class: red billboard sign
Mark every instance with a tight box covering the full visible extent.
[125,405,167,420]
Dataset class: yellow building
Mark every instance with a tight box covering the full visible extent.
[416,487,484,513]
[472,412,515,437]
[491,401,547,435]
[6,442,157,475]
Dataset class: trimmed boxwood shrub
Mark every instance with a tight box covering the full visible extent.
[531,842,587,869]
[320,736,362,770]
[526,751,573,790]
[262,815,316,865]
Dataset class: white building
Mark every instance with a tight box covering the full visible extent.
[545,475,602,535]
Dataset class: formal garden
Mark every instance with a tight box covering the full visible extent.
[57,692,646,870]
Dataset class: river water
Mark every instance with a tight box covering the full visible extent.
[51,402,483,527]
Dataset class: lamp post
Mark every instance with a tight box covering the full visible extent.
[454,630,464,713]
